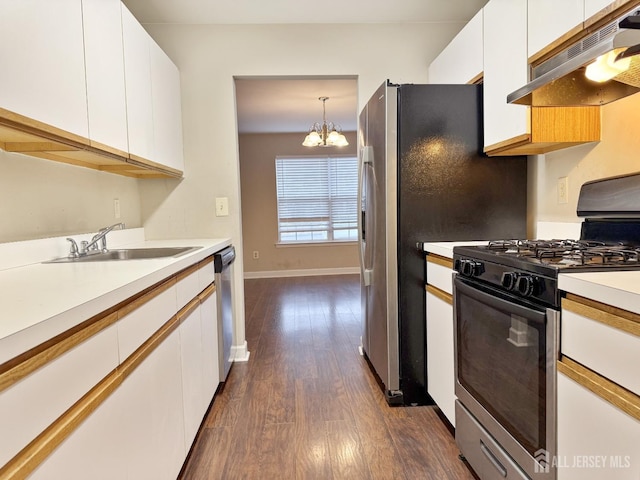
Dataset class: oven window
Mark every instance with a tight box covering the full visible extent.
[456,285,546,456]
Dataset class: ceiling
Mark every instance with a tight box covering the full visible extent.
[121,0,488,135]
[121,0,488,25]
[235,77,358,134]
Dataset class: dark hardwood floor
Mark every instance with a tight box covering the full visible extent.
[179,275,476,480]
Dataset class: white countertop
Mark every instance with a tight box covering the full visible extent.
[0,237,231,364]
[559,271,640,315]
[423,241,489,259]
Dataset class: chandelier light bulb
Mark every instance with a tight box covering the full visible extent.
[302,97,349,147]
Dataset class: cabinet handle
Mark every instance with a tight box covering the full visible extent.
[480,440,507,477]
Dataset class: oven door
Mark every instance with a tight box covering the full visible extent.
[454,275,558,480]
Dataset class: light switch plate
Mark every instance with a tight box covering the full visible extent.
[215,197,229,216]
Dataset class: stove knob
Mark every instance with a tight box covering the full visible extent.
[516,275,537,297]
[501,272,519,291]
[460,259,483,277]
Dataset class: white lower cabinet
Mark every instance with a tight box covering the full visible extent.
[557,372,640,479]
[179,302,207,447]
[120,328,187,480]
[3,257,222,479]
[200,291,220,402]
[30,329,186,480]
[426,290,455,426]
[30,384,126,480]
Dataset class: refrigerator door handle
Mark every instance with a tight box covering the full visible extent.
[359,146,374,286]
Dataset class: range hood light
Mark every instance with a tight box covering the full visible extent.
[585,48,632,83]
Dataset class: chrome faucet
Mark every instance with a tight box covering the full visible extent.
[66,223,125,257]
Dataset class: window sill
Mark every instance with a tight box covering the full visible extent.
[275,241,358,248]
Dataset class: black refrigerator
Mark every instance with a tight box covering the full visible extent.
[358,80,527,405]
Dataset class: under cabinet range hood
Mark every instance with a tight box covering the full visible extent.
[508,8,640,106]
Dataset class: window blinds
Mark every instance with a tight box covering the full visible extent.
[275,155,358,243]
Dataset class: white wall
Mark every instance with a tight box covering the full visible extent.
[531,92,640,226]
[0,150,141,243]
[137,22,464,352]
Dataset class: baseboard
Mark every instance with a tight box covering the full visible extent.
[231,341,250,362]
[244,266,359,279]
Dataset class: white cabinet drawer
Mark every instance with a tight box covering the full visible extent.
[426,256,454,295]
[198,257,215,292]
[426,290,455,426]
[177,266,202,311]
[557,370,640,480]
[0,323,119,467]
[117,281,177,361]
[561,297,640,396]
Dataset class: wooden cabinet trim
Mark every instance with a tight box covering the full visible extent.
[198,283,217,302]
[426,254,453,269]
[558,356,640,422]
[199,255,215,268]
[484,134,532,155]
[0,371,123,480]
[0,310,184,479]
[426,284,453,306]
[0,108,181,179]
[563,294,640,337]
[177,298,201,324]
[530,1,640,66]
[176,263,201,283]
[468,72,483,85]
[118,277,176,319]
[0,263,204,394]
[0,312,118,395]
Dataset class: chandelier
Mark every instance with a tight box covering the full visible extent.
[302,96,349,147]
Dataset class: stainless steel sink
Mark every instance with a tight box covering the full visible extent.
[44,246,202,263]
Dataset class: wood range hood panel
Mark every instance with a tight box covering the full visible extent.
[485,105,602,156]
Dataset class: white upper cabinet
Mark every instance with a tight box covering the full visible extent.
[0,0,88,138]
[483,0,529,150]
[528,0,584,58]
[150,40,185,172]
[429,9,483,84]
[121,3,155,162]
[584,0,616,20]
[82,0,129,153]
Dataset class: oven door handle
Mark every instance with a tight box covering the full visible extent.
[454,277,547,326]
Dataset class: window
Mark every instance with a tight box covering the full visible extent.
[275,155,358,244]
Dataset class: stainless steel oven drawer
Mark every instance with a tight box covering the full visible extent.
[456,400,529,480]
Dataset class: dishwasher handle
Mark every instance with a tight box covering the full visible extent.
[214,245,236,273]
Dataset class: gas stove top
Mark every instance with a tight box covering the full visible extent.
[466,238,640,272]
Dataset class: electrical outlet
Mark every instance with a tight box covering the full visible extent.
[215,197,229,216]
[114,198,121,219]
[252,251,259,259]
[557,177,568,204]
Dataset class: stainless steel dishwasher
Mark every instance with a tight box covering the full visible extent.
[214,245,235,381]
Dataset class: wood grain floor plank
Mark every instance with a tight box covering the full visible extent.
[326,419,372,480]
[182,275,477,480]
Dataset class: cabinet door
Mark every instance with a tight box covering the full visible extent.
[426,290,455,426]
[179,304,207,446]
[121,3,154,162]
[0,324,119,467]
[150,40,185,172]
[82,0,128,153]
[201,292,220,400]
[118,328,186,480]
[29,385,126,480]
[483,0,529,150]
[429,9,483,84]
[0,0,88,138]
[528,1,583,58]
[557,372,640,480]
[584,0,616,20]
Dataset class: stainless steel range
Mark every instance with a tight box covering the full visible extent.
[451,172,640,480]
